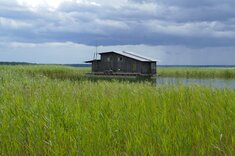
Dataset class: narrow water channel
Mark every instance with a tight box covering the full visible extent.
[156,77,235,89]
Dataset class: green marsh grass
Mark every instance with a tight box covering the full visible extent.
[0,65,235,155]
[158,67,235,79]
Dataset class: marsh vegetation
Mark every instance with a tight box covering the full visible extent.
[0,65,234,155]
[158,67,235,79]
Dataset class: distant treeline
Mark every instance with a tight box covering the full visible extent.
[0,62,35,65]
[64,64,91,67]
[0,62,234,68]
[0,62,91,67]
[158,65,235,67]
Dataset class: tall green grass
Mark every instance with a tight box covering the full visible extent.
[158,67,235,79]
[0,65,235,155]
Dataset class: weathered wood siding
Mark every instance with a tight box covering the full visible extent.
[91,61,101,72]
[92,52,156,75]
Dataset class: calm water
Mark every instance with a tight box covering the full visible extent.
[86,75,235,89]
[156,77,235,89]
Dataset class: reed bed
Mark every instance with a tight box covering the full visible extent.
[158,67,235,79]
[0,65,234,155]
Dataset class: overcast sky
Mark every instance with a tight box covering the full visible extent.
[0,0,235,65]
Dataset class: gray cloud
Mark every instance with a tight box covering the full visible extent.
[0,0,235,47]
[130,0,235,7]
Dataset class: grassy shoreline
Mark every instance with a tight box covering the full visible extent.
[0,65,235,155]
[158,67,235,79]
[1,65,235,79]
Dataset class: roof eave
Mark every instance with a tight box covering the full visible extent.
[85,59,101,63]
[142,60,159,63]
[98,51,114,54]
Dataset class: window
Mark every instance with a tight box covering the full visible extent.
[107,56,114,62]
[118,57,123,62]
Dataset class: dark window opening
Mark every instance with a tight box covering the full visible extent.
[118,57,123,62]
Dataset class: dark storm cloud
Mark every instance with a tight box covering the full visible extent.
[128,0,235,22]
[0,0,235,47]
[130,0,235,7]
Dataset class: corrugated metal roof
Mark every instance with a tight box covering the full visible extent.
[99,51,159,62]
